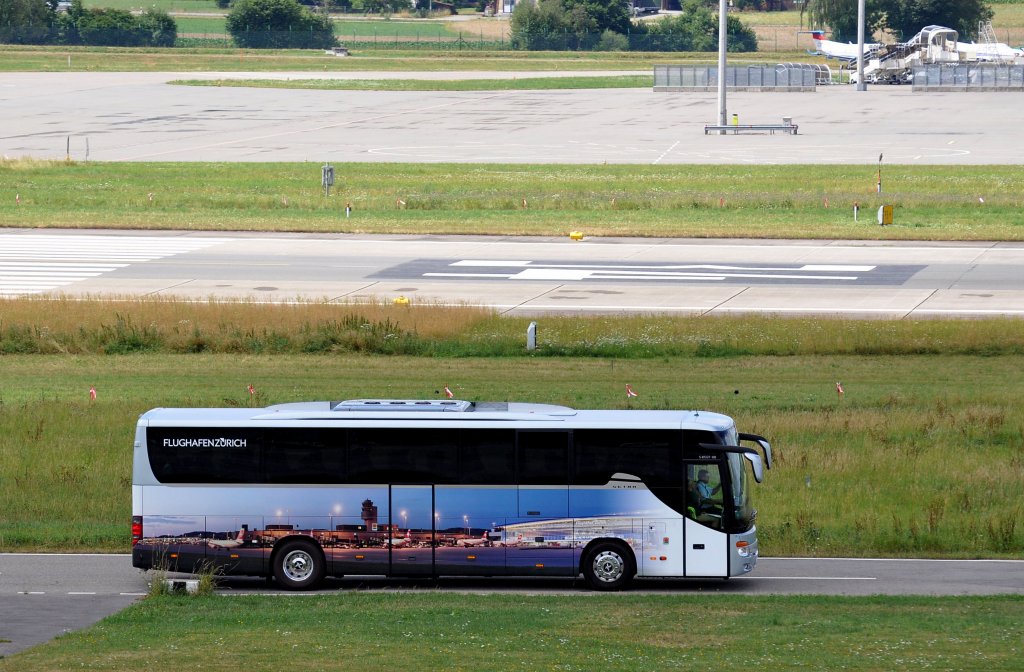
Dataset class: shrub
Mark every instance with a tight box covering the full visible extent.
[226,0,337,49]
[138,8,177,47]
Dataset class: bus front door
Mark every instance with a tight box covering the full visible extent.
[389,485,434,577]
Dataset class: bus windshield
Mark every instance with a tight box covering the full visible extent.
[727,452,755,530]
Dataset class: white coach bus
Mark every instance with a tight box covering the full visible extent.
[132,399,771,590]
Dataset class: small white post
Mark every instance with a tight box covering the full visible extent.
[526,321,537,351]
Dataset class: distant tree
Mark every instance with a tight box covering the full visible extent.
[806,0,883,41]
[877,0,993,41]
[562,0,631,35]
[510,0,569,50]
[635,0,758,52]
[76,8,147,45]
[510,0,631,49]
[595,27,628,50]
[138,8,177,46]
[0,0,53,44]
[226,0,336,48]
[807,0,991,41]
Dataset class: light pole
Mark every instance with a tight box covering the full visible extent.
[856,0,867,91]
[463,515,469,536]
[716,0,728,132]
[401,509,407,531]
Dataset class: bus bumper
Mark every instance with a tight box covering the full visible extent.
[729,526,759,576]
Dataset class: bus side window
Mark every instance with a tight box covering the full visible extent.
[517,431,569,485]
[264,428,345,484]
[348,428,457,484]
[459,429,515,485]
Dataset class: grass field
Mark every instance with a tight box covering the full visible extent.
[3,160,1023,240]
[0,44,797,72]
[175,16,488,39]
[1,299,1022,556]
[174,74,653,90]
[3,593,1023,671]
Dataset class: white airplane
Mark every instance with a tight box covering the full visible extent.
[956,41,1024,62]
[207,526,247,550]
[456,530,491,547]
[387,530,413,548]
[809,30,881,62]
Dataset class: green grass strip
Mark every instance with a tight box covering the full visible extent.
[171,74,653,91]
[3,160,1023,239]
[5,594,1023,670]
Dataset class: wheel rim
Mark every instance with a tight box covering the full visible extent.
[282,549,314,583]
[592,549,625,584]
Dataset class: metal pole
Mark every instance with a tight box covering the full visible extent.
[856,0,867,91]
[717,0,728,132]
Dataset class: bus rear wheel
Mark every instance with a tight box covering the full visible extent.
[583,542,634,591]
[273,539,324,590]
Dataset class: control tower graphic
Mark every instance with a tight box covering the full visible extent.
[361,498,378,530]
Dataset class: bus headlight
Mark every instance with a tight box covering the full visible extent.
[736,540,752,557]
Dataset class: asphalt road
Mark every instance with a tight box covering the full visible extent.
[2,553,1022,657]
[2,72,1024,164]
[2,229,1023,317]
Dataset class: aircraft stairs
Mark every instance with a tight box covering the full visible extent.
[860,26,961,84]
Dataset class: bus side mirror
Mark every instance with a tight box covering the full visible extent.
[743,452,764,484]
[739,433,772,470]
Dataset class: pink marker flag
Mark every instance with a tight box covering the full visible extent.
[247,384,255,395]
[625,384,638,398]
[89,386,97,400]
[836,381,844,398]
[444,385,454,399]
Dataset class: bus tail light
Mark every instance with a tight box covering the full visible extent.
[131,516,143,546]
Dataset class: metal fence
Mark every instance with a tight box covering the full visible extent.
[912,64,1024,91]
[653,64,817,92]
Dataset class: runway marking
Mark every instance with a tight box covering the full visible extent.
[653,140,680,165]
[751,576,876,581]
[67,592,97,595]
[425,260,878,283]
[0,234,233,297]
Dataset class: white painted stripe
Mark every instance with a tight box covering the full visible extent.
[119,592,147,596]
[769,556,1024,563]
[67,591,97,595]
[0,553,133,557]
[0,234,233,297]
[235,237,1010,255]
[424,273,524,279]
[0,272,108,277]
[451,260,876,272]
[752,576,876,581]
[0,263,125,269]
[451,260,532,267]
[799,265,876,272]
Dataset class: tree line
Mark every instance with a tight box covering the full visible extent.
[805,0,994,42]
[0,0,175,45]
[511,0,758,51]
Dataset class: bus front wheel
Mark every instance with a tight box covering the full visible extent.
[273,539,325,590]
[583,541,634,591]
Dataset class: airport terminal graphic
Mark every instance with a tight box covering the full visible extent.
[135,484,689,577]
